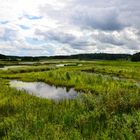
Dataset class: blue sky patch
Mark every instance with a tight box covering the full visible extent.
[0,21,9,24]
[24,14,43,20]
[19,25,30,30]
[26,37,47,45]
[0,28,16,42]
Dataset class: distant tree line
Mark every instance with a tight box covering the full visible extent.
[131,52,140,62]
[0,52,139,61]
[50,53,131,60]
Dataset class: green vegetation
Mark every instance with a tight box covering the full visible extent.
[0,60,140,139]
[0,52,135,61]
[1,52,140,62]
[131,52,140,62]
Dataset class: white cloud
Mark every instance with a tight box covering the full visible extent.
[0,0,139,56]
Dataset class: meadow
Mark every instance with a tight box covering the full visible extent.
[0,60,140,140]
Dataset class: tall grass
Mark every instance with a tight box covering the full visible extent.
[0,60,140,139]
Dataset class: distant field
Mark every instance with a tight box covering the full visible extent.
[0,60,140,139]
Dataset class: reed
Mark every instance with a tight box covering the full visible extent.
[0,60,140,139]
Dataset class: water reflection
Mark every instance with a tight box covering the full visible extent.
[56,64,66,67]
[10,80,79,100]
[0,66,27,70]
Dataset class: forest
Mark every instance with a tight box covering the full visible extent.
[1,52,139,61]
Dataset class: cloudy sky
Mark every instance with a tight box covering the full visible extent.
[0,0,140,56]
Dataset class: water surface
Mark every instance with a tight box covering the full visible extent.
[19,62,37,65]
[56,63,82,67]
[56,64,66,67]
[0,65,27,70]
[10,80,79,100]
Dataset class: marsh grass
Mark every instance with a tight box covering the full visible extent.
[0,60,140,139]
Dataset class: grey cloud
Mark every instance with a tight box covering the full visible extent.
[70,7,125,31]
[94,33,124,46]
[71,38,96,50]
[125,40,140,50]
[35,29,74,42]
[1,0,140,56]
[72,0,140,30]
[40,0,140,31]
[35,29,95,50]
[0,28,17,42]
[93,29,140,51]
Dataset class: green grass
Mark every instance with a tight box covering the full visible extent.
[0,60,140,139]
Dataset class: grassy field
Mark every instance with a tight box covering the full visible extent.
[0,60,140,139]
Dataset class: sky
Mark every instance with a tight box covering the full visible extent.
[0,0,140,56]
